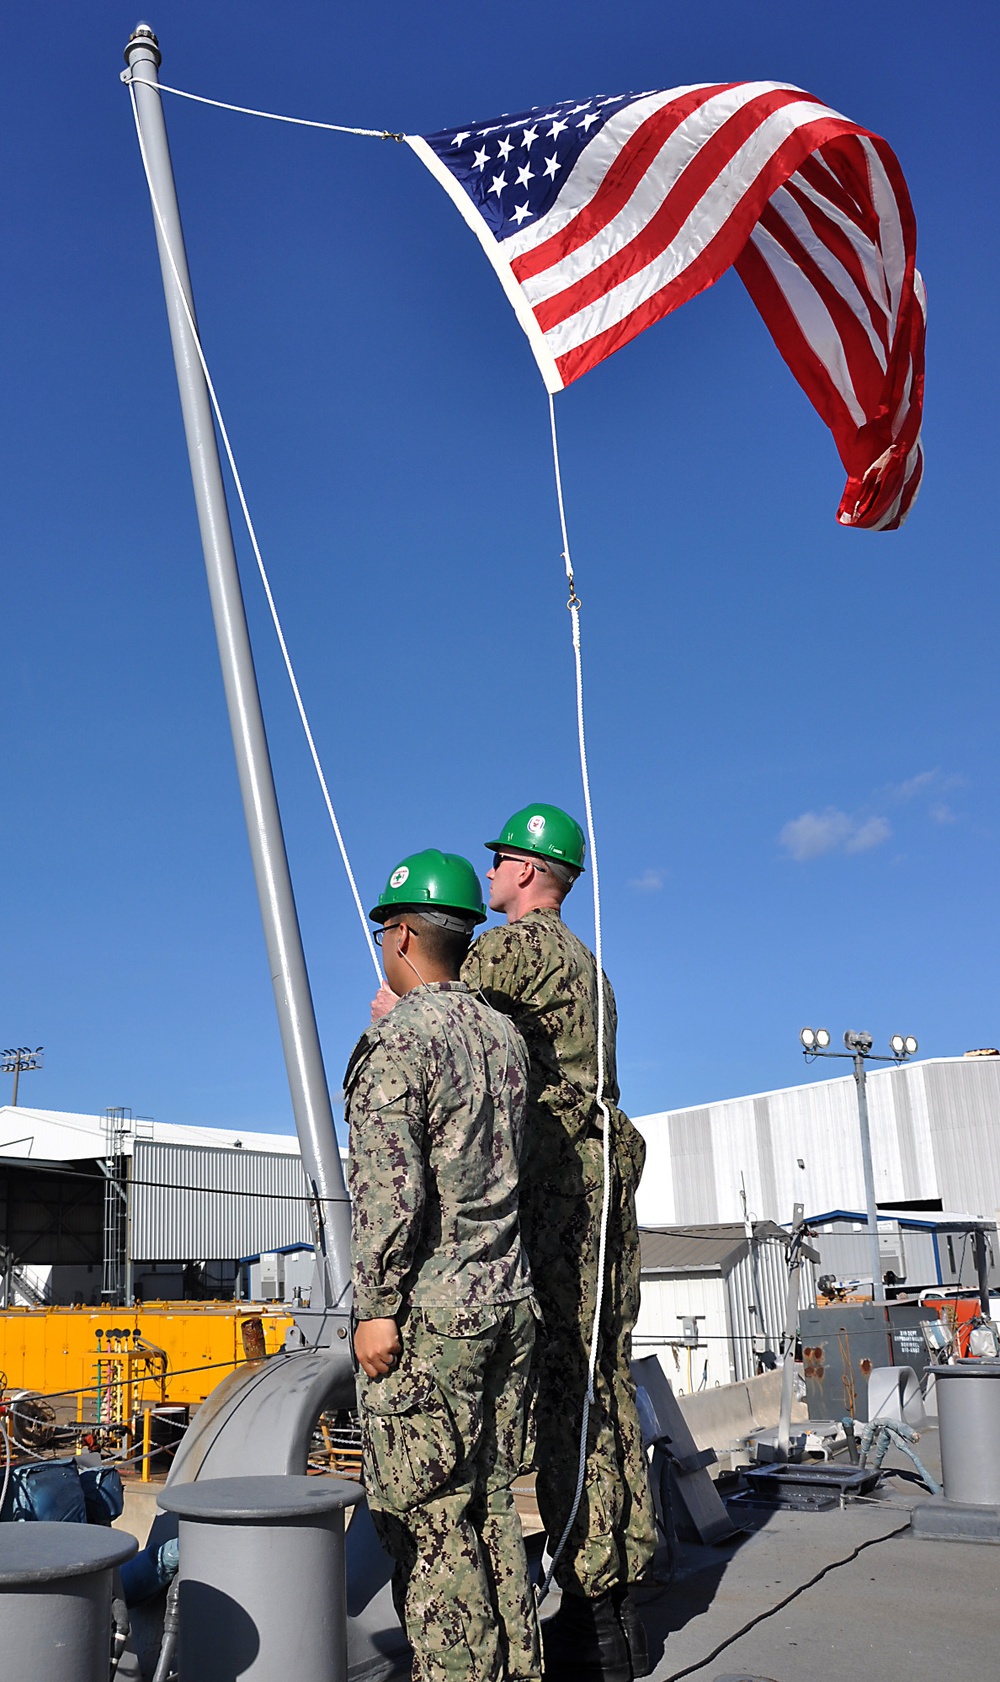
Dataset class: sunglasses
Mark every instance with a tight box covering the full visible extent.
[492,852,548,873]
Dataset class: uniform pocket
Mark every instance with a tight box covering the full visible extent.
[360,1368,462,1512]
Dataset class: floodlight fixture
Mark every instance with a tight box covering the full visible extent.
[792,1020,918,1302]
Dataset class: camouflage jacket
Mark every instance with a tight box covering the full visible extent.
[345,982,533,1320]
[461,909,646,1191]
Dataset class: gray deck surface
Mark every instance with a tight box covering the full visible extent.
[630,1424,1000,1682]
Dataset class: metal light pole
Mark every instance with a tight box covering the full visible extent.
[849,1038,882,1299]
[123,24,350,1312]
[2,1046,44,1106]
[799,1028,918,1304]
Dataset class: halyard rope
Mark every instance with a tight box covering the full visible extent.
[122,70,402,140]
[539,391,614,1601]
[127,78,383,986]
[126,76,617,1590]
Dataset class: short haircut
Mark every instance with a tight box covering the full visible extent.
[504,850,578,895]
[395,910,475,970]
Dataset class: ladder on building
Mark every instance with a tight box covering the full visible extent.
[101,1107,132,1306]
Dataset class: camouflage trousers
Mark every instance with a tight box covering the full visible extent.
[359,1298,542,1682]
[522,1134,658,1599]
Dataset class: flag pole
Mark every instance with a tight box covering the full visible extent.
[123,23,350,1317]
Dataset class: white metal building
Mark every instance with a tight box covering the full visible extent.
[633,1054,1000,1233]
[0,1106,319,1304]
[635,1222,814,1390]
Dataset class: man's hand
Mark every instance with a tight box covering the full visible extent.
[354,1317,402,1379]
[371,983,400,1024]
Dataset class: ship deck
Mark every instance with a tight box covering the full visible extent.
[612,1423,999,1682]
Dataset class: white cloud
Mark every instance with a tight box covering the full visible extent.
[885,770,937,802]
[845,816,892,853]
[629,867,667,893]
[779,808,854,861]
[779,807,893,861]
[930,802,957,824]
[780,769,965,862]
[878,768,965,806]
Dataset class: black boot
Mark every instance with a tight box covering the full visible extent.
[542,1591,632,1682]
[614,1587,652,1678]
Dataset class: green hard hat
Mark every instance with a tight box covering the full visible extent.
[485,803,586,872]
[369,848,487,926]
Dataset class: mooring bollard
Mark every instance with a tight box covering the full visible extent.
[158,1474,364,1682]
[0,1521,138,1682]
[934,1359,1000,1505]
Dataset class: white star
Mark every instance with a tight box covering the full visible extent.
[497,135,514,161]
[473,147,489,171]
[516,162,534,188]
[488,171,507,197]
[511,201,531,225]
[578,111,600,132]
[543,153,560,179]
[548,118,569,139]
[450,131,471,148]
[521,125,539,150]
[477,124,504,136]
[569,103,591,115]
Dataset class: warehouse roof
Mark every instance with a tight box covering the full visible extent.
[639,1220,787,1275]
[808,1208,996,1233]
[0,1104,302,1162]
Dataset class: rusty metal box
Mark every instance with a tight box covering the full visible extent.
[799,1302,893,1422]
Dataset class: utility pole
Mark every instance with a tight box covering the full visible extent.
[123,24,350,1315]
[2,1046,44,1106]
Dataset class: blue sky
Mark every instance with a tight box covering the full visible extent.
[1,1,997,1139]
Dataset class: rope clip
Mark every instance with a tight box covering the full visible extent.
[381,130,406,142]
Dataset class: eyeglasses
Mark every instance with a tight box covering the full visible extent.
[492,852,548,873]
[372,922,406,947]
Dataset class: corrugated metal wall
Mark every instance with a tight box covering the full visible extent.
[725,1239,815,1382]
[130,1141,312,1261]
[635,1057,1000,1231]
[636,1237,817,1389]
[633,1275,732,1389]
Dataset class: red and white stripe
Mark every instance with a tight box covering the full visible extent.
[412,82,925,530]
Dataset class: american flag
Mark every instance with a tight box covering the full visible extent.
[407,83,925,530]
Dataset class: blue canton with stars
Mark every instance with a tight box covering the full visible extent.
[422,94,643,242]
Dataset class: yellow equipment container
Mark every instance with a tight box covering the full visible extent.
[0,1302,295,1410]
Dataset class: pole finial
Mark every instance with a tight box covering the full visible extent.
[125,23,161,66]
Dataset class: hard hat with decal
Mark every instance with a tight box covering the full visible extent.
[369,849,487,926]
[485,804,586,872]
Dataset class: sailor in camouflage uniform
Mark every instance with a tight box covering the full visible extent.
[461,806,657,1682]
[347,849,542,1682]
